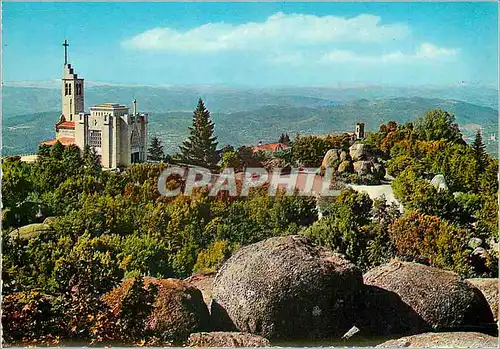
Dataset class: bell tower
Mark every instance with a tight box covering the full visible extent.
[61,40,84,121]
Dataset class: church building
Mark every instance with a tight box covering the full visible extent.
[42,40,148,169]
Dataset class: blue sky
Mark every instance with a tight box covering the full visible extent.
[3,2,498,87]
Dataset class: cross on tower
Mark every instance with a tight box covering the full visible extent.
[63,39,69,65]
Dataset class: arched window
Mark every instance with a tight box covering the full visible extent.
[131,129,141,149]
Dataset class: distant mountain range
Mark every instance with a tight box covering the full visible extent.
[2,85,498,156]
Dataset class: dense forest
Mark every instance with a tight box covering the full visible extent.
[2,102,498,345]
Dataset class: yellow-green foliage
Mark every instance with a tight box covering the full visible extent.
[193,240,237,273]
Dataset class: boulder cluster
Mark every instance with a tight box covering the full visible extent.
[103,235,497,347]
[321,143,386,183]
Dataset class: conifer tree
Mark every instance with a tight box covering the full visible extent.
[472,129,487,171]
[179,98,218,168]
[147,136,165,162]
[82,144,102,176]
[278,133,291,146]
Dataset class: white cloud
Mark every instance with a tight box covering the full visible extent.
[122,12,409,52]
[319,43,458,64]
[416,42,458,58]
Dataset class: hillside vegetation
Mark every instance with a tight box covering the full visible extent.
[3,97,498,156]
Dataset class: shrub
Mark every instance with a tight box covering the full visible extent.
[193,240,236,273]
[389,211,472,276]
[2,290,62,344]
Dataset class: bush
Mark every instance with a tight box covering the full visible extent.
[389,211,472,276]
[2,290,62,344]
[193,240,236,273]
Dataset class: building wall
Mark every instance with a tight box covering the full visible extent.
[56,128,75,138]
[61,64,84,121]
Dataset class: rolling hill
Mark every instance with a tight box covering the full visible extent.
[3,96,497,157]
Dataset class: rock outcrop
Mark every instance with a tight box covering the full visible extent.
[185,272,216,307]
[321,149,341,169]
[349,143,371,161]
[466,278,499,322]
[376,332,498,348]
[355,285,429,336]
[353,160,372,176]
[187,332,270,347]
[337,160,353,173]
[211,235,363,339]
[364,261,494,331]
[103,277,210,341]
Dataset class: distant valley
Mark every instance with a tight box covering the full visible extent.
[2,85,498,156]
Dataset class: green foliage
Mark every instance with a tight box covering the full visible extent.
[148,136,166,162]
[2,156,33,208]
[113,277,157,342]
[389,211,472,276]
[193,240,236,273]
[472,129,488,171]
[53,233,123,340]
[415,109,464,143]
[292,135,328,167]
[278,133,292,146]
[304,189,374,269]
[4,106,498,344]
[220,150,242,171]
[179,98,219,168]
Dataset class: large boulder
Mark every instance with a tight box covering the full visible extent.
[103,277,210,341]
[376,332,498,348]
[430,174,448,192]
[353,160,373,176]
[9,223,53,241]
[321,149,341,168]
[355,285,429,336]
[364,261,494,331]
[338,160,353,173]
[187,332,270,347]
[466,278,498,321]
[184,272,216,307]
[349,143,371,161]
[339,150,350,162]
[211,235,363,339]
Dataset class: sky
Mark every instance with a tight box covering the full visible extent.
[2,2,498,87]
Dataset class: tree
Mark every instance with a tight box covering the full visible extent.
[178,99,219,169]
[278,133,291,146]
[291,135,328,167]
[83,145,102,177]
[472,129,487,172]
[415,109,464,143]
[147,136,165,162]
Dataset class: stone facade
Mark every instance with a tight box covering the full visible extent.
[42,41,148,169]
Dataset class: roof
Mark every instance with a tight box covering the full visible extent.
[56,121,75,129]
[90,103,128,109]
[40,137,76,147]
[252,142,290,153]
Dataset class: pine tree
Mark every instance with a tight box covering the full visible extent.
[278,133,291,146]
[472,129,487,171]
[148,136,165,162]
[82,144,102,176]
[179,98,219,168]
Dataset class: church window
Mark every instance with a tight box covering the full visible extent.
[65,83,68,96]
[68,84,72,95]
[131,129,141,149]
[89,130,102,148]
